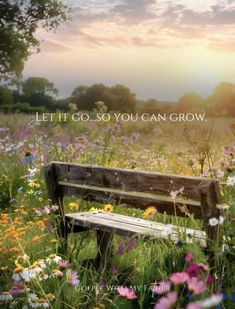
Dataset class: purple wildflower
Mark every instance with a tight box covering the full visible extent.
[66,269,80,286]
[127,237,137,252]
[116,240,125,256]
[186,263,201,278]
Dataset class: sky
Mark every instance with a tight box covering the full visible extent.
[23,0,235,101]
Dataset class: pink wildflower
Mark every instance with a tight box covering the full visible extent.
[117,286,137,300]
[59,260,70,270]
[200,264,209,272]
[205,275,213,285]
[187,277,207,295]
[66,269,80,286]
[185,253,194,262]
[154,291,177,309]
[151,281,171,295]
[9,282,25,295]
[170,272,189,285]
[34,208,43,216]
[44,206,51,214]
[170,187,184,199]
[216,169,224,178]
[186,263,201,278]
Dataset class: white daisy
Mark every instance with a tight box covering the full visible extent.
[196,294,223,308]
[216,204,229,210]
[12,266,30,282]
[28,293,40,308]
[46,254,62,265]
[219,216,224,225]
[0,292,13,302]
[208,217,219,226]
[29,264,43,279]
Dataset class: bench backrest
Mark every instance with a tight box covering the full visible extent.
[44,161,221,226]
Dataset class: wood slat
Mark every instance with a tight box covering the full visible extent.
[59,181,202,219]
[85,211,204,238]
[65,211,206,247]
[50,161,216,201]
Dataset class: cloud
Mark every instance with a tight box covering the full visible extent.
[209,39,235,52]
[180,5,235,25]
[40,40,72,53]
[39,0,235,52]
[110,0,157,23]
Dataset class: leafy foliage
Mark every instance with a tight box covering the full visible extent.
[0,0,70,79]
[71,83,137,112]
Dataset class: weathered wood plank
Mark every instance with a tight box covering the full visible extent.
[50,161,216,201]
[44,164,67,253]
[58,181,203,219]
[199,180,221,243]
[65,212,207,247]
[86,211,204,238]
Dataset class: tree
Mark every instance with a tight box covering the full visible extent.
[175,92,204,113]
[71,85,89,108]
[141,99,162,114]
[0,86,13,105]
[71,83,137,112]
[22,77,58,97]
[0,0,70,79]
[22,77,58,109]
[71,84,116,110]
[207,82,235,116]
[110,84,136,112]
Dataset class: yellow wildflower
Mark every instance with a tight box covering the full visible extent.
[36,220,45,230]
[143,206,157,219]
[46,293,54,300]
[37,298,48,304]
[28,180,40,189]
[103,204,113,212]
[50,239,59,243]
[32,236,41,242]
[90,207,99,212]
[0,266,8,271]
[13,266,24,273]
[9,247,21,253]
[69,202,79,211]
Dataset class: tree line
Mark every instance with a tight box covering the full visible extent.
[0,77,235,116]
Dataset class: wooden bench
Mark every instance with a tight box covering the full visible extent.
[44,161,221,267]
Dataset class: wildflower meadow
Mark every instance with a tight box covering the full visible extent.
[0,113,235,309]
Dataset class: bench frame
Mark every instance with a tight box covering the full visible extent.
[44,161,221,267]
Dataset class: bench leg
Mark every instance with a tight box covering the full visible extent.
[58,220,68,255]
[95,230,114,269]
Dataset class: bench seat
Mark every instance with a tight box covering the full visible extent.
[65,211,207,247]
